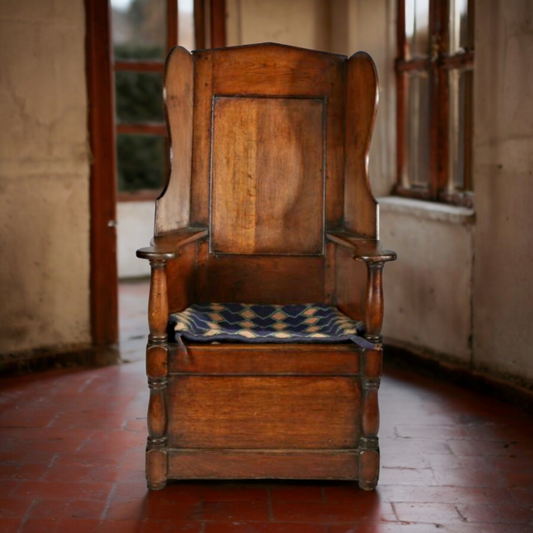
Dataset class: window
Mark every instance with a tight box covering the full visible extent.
[110,0,195,200]
[395,0,474,207]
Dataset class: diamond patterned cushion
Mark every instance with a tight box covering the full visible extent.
[169,303,373,348]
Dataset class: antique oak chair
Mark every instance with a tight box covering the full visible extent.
[137,43,396,491]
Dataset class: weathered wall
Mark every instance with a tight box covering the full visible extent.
[118,202,153,278]
[226,0,330,50]
[472,0,533,381]
[380,199,475,363]
[0,0,91,354]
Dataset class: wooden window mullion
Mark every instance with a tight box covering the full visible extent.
[167,0,179,53]
[432,0,449,197]
[395,0,474,206]
[395,0,406,190]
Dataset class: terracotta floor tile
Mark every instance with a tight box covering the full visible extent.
[0,518,21,533]
[329,524,532,533]
[505,471,533,489]
[203,485,269,502]
[204,523,327,533]
[202,500,270,522]
[5,427,97,455]
[456,502,533,525]
[12,480,113,501]
[378,466,436,486]
[97,519,202,533]
[323,485,380,505]
[104,492,148,521]
[380,436,453,456]
[271,500,395,524]
[28,498,107,520]
[269,484,324,502]
[20,519,102,533]
[377,485,512,504]
[151,482,205,503]
[326,525,450,533]
[392,502,465,525]
[93,519,143,533]
[139,520,204,533]
[447,438,532,457]
[394,424,470,439]
[510,488,533,506]
[1,281,533,531]
[0,463,49,482]
[0,497,33,518]
[432,467,507,488]
[112,479,151,501]
[143,496,202,521]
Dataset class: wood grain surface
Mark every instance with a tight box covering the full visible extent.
[211,96,324,255]
[168,376,360,449]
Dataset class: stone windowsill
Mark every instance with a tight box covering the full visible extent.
[377,196,475,224]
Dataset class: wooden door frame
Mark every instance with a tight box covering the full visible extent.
[85,0,118,348]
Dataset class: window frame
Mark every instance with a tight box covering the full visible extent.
[395,0,475,207]
[114,0,226,202]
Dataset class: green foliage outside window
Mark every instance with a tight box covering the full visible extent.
[114,44,166,193]
[116,134,166,193]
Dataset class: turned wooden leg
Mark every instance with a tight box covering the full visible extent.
[359,347,382,490]
[146,260,169,490]
[358,261,385,490]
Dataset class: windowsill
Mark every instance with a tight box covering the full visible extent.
[377,196,475,224]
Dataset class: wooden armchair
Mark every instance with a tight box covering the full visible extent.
[137,43,396,491]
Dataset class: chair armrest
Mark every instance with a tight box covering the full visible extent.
[137,227,208,261]
[326,230,397,263]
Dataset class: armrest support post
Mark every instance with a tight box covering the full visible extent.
[364,262,384,343]
[148,259,169,344]
[146,258,170,490]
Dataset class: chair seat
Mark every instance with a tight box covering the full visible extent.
[169,303,368,345]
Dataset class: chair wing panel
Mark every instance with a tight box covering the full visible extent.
[344,52,379,239]
[155,46,194,236]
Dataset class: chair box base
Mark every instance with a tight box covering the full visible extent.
[146,342,382,491]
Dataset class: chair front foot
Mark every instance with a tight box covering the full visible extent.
[146,446,168,491]
[147,479,167,490]
[358,439,379,491]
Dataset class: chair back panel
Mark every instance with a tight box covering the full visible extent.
[211,96,324,255]
[190,44,345,230]
[196,243,325,304]
[188,44,345,304]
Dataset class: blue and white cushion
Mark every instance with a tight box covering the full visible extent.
[169,303,374,348]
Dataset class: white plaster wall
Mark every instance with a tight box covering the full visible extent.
[0,0,91,354]
[380,199,475,362]
[226,0,330,50]
[117,202,154,279]
[472,0,533,381]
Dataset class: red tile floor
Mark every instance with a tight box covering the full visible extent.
[1,280,532,532]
